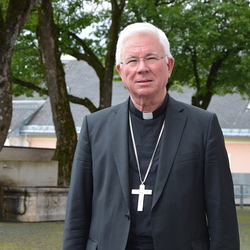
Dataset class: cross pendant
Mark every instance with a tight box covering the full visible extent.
[131,184,152,211]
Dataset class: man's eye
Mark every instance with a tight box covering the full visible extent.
[127,59,138,64]
[146,57,158,61]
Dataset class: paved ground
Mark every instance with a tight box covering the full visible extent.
[0,221,64,250]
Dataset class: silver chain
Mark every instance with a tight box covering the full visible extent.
[129,111,165,185]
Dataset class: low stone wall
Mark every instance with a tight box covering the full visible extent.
[0,147,58,187]
[0,186,68,222]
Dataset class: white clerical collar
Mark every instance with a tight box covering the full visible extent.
[142,112,153,120]
[129,96,168,120]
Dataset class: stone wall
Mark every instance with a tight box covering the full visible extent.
[0,187,68,222]
[0,147,58,187]
[0,147,68,222]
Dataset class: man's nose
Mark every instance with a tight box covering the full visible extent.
[136,59,149,72]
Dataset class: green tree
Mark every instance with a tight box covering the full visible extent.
[58,0,126,110]
[166,0,250,109]
[11,0,126,185]
[13,0,126,111]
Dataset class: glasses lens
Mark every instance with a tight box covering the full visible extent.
[125,56,162,67]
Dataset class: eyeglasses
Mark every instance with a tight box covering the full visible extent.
[120,55,168,68]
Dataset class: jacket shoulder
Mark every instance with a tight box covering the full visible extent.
[168,95,215,119]
[83,99,128,124]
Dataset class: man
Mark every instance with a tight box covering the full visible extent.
[63,22,239,250]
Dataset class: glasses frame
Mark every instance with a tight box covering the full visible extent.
[120,55,168,67]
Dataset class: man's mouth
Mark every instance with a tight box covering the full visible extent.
[136,80,152,83]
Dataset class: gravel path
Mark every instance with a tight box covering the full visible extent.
[0,221,64,250]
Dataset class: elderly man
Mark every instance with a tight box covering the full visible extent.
[63,22,239,250]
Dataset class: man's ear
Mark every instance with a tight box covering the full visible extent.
[167,57,175,77]
[116,64,121,74]
[116,64,123,80]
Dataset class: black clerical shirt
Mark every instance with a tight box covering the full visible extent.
[126,98,167,250]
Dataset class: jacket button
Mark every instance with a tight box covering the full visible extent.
[125,213,130,220]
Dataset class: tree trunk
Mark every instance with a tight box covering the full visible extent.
[191,49,231,110]
[191,92,213,110]
[37,0,77,186]
[99,0,126,109]
[0,0,35,151]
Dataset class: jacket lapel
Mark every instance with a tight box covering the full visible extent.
[109,100,130,208]
[152,96,187,209]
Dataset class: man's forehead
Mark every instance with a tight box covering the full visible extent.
[125,52,159,59]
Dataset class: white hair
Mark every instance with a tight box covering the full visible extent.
[115,22,173,65]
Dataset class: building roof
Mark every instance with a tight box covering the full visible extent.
[10,60,250,137]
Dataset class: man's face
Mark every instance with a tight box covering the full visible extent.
[116,33,174,102]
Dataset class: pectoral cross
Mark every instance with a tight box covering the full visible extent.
[132,184,152,211]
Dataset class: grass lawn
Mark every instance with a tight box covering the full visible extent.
[0,206,249,249]
[237,206,250,250]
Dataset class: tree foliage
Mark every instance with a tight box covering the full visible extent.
[166,0,250,108]
[58,0,126,110]
[11,0,250,109]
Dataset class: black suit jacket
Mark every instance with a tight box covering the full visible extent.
[63,96,239,250]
